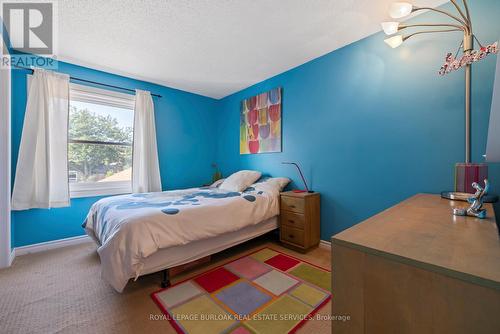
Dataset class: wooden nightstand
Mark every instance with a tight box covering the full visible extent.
[279,191,320,252]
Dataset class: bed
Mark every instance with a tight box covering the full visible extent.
[83,180,282,292]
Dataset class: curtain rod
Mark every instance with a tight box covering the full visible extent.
[12,65,162,98]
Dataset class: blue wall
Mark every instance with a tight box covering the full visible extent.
[11,60,218,247]
[215,0,500,240]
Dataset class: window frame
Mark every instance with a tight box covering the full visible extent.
[67,83,136,198]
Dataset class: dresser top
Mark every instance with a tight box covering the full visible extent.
[332,194,500,289]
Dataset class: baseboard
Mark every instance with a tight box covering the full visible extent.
[0,249,14,269]
[319,240,331,250]
[14,235,92,256]
[9,249,16,266]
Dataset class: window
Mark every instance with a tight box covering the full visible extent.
[68,84,135,198]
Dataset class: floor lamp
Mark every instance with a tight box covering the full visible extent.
[381,1,497,198]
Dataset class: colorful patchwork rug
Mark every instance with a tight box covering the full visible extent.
[151,248,331,334]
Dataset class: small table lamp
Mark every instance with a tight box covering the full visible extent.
[282,162,314,193]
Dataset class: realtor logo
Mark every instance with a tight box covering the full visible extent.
[2,1,53,54]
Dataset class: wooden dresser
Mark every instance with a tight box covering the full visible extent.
[331,194,500,334]
[279,191,320,252]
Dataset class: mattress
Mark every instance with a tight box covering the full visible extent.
[139,216,278,276]
[84,183,281,291]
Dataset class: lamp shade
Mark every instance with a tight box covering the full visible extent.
[486,52,500,162]
[389,2,413,19]
[381,22,400,35]
[384,35,403,48]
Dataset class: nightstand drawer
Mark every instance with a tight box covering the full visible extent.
[280,196,305,213]
[281,226,305,246]
[280,211,305,229]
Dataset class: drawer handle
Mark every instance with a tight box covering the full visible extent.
[288,219,295,224]
[288,234,294,238]
[289,205,296,208]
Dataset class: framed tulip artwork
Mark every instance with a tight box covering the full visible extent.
[240,87,282,154]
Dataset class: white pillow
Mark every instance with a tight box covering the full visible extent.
[210,178,225,188]
[266,177,291,192]
[252,177,290,192]
[219,170,261,192]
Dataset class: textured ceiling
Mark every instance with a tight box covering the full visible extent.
[57,0,449,99]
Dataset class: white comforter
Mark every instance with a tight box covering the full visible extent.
[83,183,280,292]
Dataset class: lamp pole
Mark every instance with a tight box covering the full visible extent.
[464,36,472,163]
[463,0,473,164]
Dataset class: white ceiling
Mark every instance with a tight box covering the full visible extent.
[57,0,448,99]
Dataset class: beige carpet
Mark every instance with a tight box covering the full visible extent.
[0,236,331,334]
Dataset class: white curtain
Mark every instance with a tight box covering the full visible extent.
[12,69,70,210]
[132,89,162,193]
